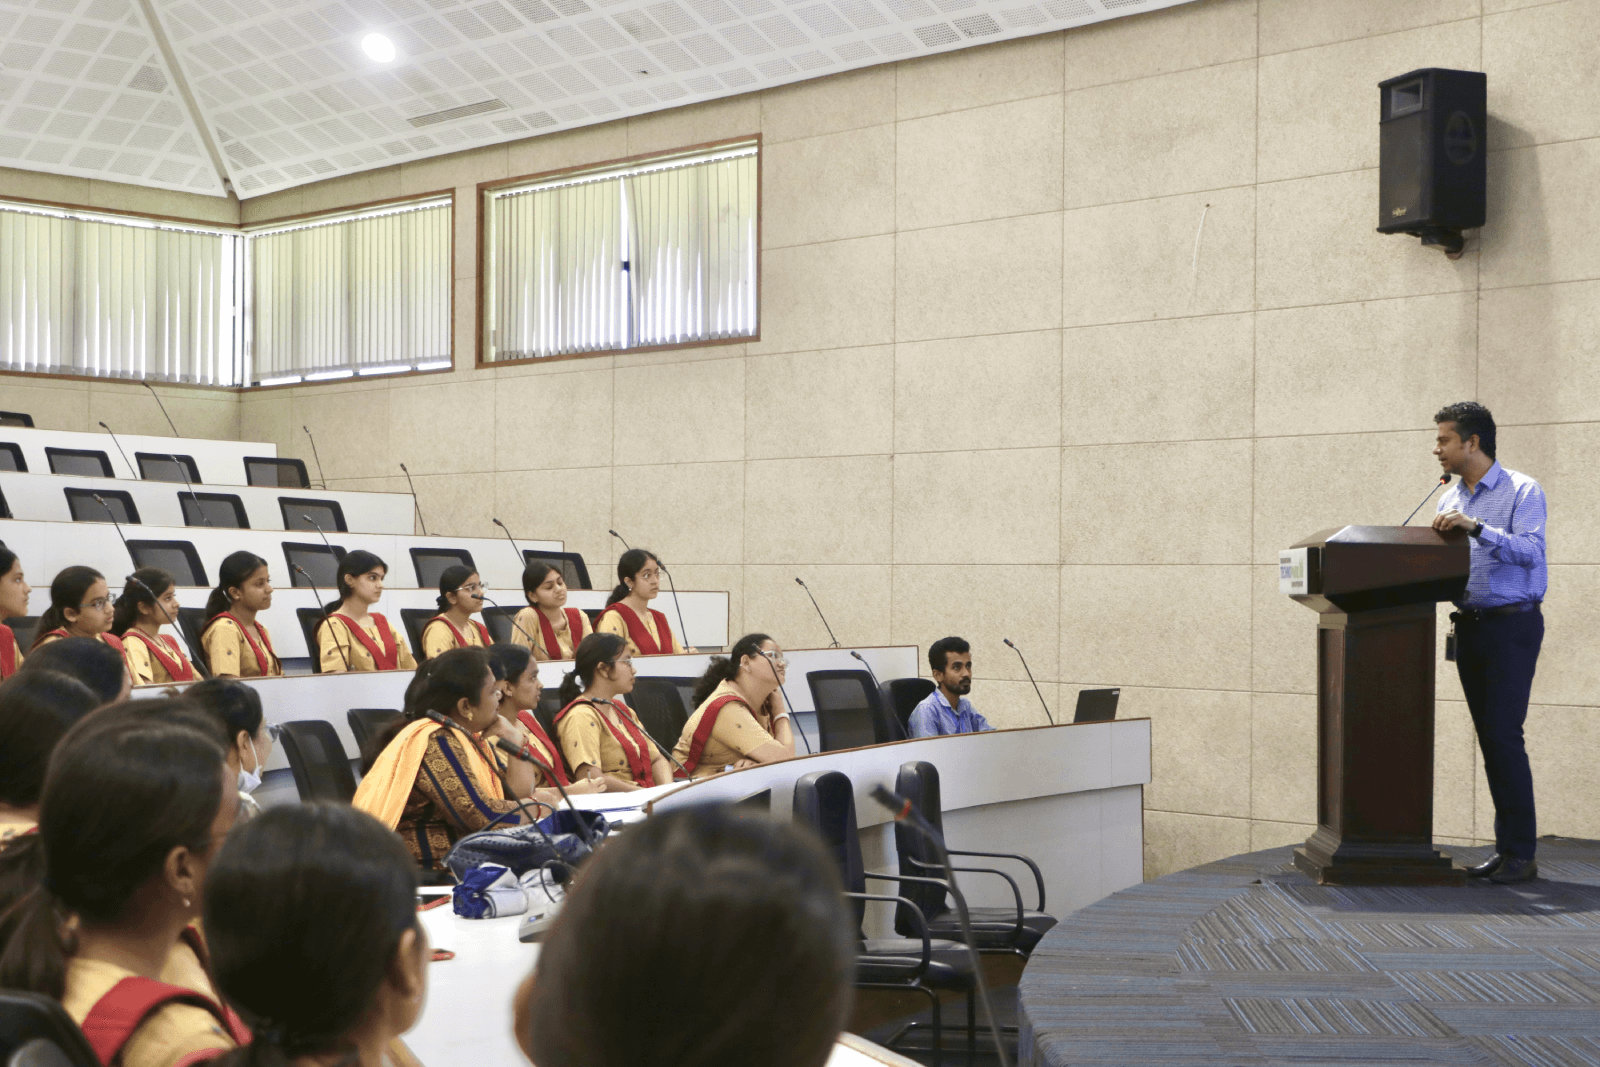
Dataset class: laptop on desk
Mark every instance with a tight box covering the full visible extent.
[1073,688,1120,723]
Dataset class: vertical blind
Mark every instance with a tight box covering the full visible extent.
[0,203,241,385]
[246,197,452,384]
[485,142,758,361]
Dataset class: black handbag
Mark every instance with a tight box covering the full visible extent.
[445,808,609,880]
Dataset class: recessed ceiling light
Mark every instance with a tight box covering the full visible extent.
[361,33,396,63]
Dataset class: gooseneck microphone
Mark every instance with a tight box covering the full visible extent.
[657,558,692,655]
[399,463,428,534]
[477,591,544,650]
[868,786,1009,1067]
[1401,474,1453,526]
[763,647,812,756]
[1004,638,1055,725]
[97,421,136,479]
[491,736,595,846]
[291,562,351,672]
[302,425,328,489]
[491,518,528,574]
[795,577,841,648]
[94,494,209,679]
[608,529,631,551]
[141,381,185,440]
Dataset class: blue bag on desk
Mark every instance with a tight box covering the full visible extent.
[453,865,527,919]
[444,808,609,880]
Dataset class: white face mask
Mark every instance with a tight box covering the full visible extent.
[237,734,262,794]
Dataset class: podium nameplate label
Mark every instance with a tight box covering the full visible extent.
[1279,547,1309,595]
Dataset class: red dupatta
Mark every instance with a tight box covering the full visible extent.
[0,624,16,679]
[515,709,571,786]
[426,615,491,656]
[535,607,585,660]
[607,603,675,656]
[554,697,655,786]
[123,630,196,683]
[681,693,748,777]
[207,614,277,676]
[330,612,401,671]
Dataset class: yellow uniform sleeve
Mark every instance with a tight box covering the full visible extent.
[318,618,364,672]
[421,620,457,660]
[511,608,538,653]
[557,705,605,776]
[708,702,771,757]
[124,635,155,686]
[596,609,629,651]
[202,620,242,677]
[122,1003,236,1067]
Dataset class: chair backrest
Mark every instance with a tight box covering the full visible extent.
[893,760,948,933]
[180,492,249,529]
[135,453,200,484]
[45,448,112,478]
[64,488,139,525]
[0,989,100,1067]
[398,609,434,660]
[277,720,356,802]
[4,616,40,653]
[0,411,34,428]
[792,770,866,932]
[806,669,898,751]
[0,486,9,519]
[883,677,935,735]
[280,497,347,533]
[0,444,26,472]
[522,550,591,591]
[347,708,402,754]
[175,608,209,672]
[533,689,562,737]
[127,541,206,586]
[410,548,475,588]
[481,605,522,644]
[283,542,345,588]
[629,677,691,755]
[244,457,309,488]
[296,608,328,673]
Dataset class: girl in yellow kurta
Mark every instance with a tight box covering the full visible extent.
[672,632,797,779]
[30,566,127,666]
[0,546,31,680]
[512,560,594,661]
[596,548,688,656]
[0,708,248,1067]
[554,632,676,792]
[316,550,417,674]
[112,568,198,686]
[201,552,281,679]
[420,564,492,660]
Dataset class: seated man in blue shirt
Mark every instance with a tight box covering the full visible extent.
[908,637,993,738]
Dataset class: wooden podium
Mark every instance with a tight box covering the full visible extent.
[1279,525,1470,886]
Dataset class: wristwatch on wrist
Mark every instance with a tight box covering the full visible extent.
[1470,520,1484,537]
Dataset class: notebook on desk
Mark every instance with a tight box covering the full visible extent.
[1073,688,1120,723]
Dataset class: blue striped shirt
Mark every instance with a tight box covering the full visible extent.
[907,690,993,737]
[1437,461,1548,609]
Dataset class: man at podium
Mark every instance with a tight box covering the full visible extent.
[1431,402,1548,885]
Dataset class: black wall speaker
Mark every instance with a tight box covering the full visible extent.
[1377,67,1486,255]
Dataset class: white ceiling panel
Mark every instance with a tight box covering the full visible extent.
[0,0,1196,201]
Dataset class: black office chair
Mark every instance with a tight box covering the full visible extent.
[630,677,691,756]
[522,549,592,590]
[410,548,474,588]
[882,677,935,736]
[281,497,347,533]
[176,608,209,673]
[64,487,139,524]
[893,761,1057,958]
[806,669,904,750]
[4,616,40,653]
[0,486,9,520]
[179,492,249,529]
[533,689,562,739]
[283,542,344,588]
[127,540,207,586]
[0,989,100,1067]
[136,453,201,484]
[0,443,26,472]
[348,708,402,753]
[399,608,434,661]
[277,720,357,802]
[297,608,329,673]
[792,769,976,1063]
[0,410,34,427]
[245,456,310,489]
[482,605,523,643]
[46,447,112,477]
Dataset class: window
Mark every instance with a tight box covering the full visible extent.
[482,140,758,363]
[245,195,452,386]
[0,201,241,385]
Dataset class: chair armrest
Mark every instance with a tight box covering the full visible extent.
[948,849,1047,911]
[863,871,952,891]
[845,891,931,980]
[907,857,1025,945]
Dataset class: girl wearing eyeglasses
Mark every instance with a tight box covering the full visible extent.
[420,565,492,660]
[30,566,125,661]
[672,633,797,779]
[512,561,592,661]
[596,549,687,657]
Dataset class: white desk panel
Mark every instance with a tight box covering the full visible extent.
[0,427,275,485]
[0,518,563,591]
[0,471,415,533]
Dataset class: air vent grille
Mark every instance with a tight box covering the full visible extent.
[407,99,508,128]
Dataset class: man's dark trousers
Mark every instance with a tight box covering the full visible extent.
[1455,609,1544,861]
